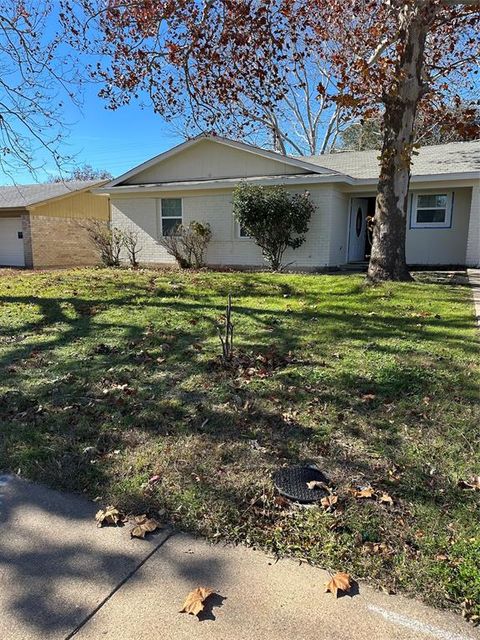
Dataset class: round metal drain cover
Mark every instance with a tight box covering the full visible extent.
[273,466,330,503]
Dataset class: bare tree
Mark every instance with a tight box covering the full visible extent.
[0,1,78,180]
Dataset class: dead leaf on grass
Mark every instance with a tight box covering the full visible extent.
[363,542,391,556]
[349,486,375,499]
[130,515,161,539]
[95,506,125,527]
[180,587,214,617]
[458,476,480,491]
[378,492,394,505]
[273,495,291,508]
[325,572,352,597]
[462,599,480,625]
[320,494,338,510]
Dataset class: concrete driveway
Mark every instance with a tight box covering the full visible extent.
[0,474,478,640]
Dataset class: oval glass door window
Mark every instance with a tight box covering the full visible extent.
[355,207,363,237]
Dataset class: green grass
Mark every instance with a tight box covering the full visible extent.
[0,267,479,620]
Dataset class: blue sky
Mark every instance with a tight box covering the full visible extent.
[0,1,186,186]
[3,79,184,185]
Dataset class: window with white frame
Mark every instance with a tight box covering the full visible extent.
[238,223,250,238]
[411,193,452,229]
[161,198,182,235]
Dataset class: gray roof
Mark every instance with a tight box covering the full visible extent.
[305,140,480,180]
[0,180,105,209]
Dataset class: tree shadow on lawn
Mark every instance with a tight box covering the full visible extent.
[0,282,477,529]
[0,281,478,364]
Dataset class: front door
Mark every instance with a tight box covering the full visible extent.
[348,198,368,262]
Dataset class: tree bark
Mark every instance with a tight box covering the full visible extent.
[367,4,431,282]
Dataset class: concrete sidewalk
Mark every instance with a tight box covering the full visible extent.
[0,474,478,640]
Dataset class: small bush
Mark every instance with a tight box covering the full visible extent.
[159,221,212,268]
[84,221,142,267]
[84,221,123,267]
[232,183,315,271]
[123,229,142,268]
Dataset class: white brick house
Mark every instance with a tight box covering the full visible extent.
[99,135,480,269]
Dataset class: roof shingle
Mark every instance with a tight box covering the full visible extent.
[305,140,480,180]
[0,180,105,209]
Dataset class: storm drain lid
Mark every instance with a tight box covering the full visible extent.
[273,465,330,503]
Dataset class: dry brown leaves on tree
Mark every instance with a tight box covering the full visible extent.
[180,587,214,617]
[95,506,125,527]
[130,515,161,538]
[325,572,352,598]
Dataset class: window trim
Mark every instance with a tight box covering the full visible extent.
[410,192,453,229]
[160,197,183,237]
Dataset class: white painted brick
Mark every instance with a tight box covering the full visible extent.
[112,186,334,269]
[466,184,480,267]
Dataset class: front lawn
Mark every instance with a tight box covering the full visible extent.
[0,267,478,619]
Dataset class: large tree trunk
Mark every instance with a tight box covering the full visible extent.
[367,5,431,282]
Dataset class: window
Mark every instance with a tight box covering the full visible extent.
[411,193,452,229]
[238,224,250,239]
[161,198,182,236]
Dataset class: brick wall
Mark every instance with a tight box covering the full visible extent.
[29,215,103,268]
[21,214,33,268]
[111,185,335,269]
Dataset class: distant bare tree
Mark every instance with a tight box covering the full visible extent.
[47,164,112,183]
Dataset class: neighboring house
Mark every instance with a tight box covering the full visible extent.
[100,135,478,269]
[0,181,109,268]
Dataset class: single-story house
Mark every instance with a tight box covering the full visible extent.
[0,181,109,268]
[97,135,480,270]
[100,134,479,270]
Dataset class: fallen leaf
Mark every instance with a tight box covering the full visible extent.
[130,515,161,539]
[95,506,124,527]
[273,495,291,508]
[458,476,480,491]
[180,587,214,617]
[379,492,394,505]
[306,480,329,491]
[321,494,338,509]
[361,393,376,402]
[349,486,375,499]
[325,572,352,597]
[462,599,480,624]
[363,542,391,556]
[380,585,396,595]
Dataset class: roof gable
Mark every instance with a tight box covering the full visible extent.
[109,135,335,187]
